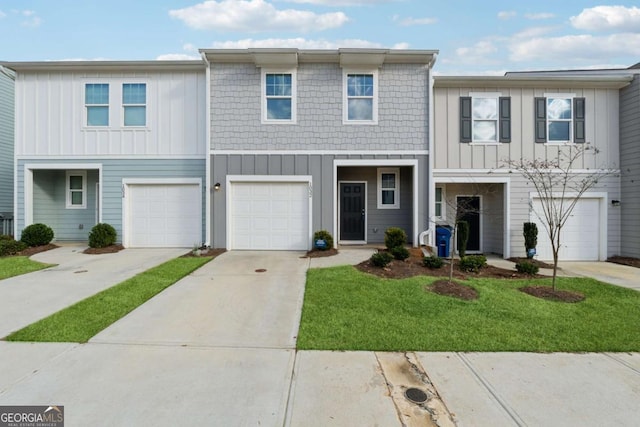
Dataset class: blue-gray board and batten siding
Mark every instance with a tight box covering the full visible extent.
[620,73,640,258]
[210,153,429,248]
[16,158,206,243]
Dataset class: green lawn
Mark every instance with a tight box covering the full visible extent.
[0,256,54,280]
[5,256,213,343]
[297,266,640,352]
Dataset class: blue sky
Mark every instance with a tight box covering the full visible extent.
[1,0,639,74]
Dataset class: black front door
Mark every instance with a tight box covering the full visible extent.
[340,183,365,241]
[457,196,481,252]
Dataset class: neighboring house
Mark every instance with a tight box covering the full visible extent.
[201,48,438,250]
[0,66,15,234]
[433,74,632,261]
[2,60,208,247]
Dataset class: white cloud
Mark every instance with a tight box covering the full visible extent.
[513,26,555,39]
[524,13,555,20]
[286,0,394,4]
[510,33,640,62]
[498,11,516,20]
[455,40,497,58]
[182,43,199,52]
[169,0,349,32]
[392,15,437,26]
[156,53,202,60]
[570,6,640,32]
[0,10,6,19]
[208,37,397,49]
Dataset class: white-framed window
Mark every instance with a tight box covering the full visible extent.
[377,168,399,209]
[262,69,296,123]
[85,83,109,126]
[122,83,147,126]
[460,93,511,143]
[66,171,86,209]
[535,94,585,144]
[435,186,445,220]
[343,70,378,124]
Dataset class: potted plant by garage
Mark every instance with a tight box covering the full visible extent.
[523,222,538,259]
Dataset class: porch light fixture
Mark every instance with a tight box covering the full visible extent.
[214,183,221,191]
[611,200,620,206]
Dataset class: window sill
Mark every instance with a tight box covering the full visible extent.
[468,142,502,146]
[261,120,297,125]
[82,127,151,131]
[65,205,87,210]
[543,141,576,146]
[377,205,400,210]
[343,120,378,126]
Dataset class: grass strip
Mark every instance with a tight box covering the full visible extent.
[0,256,55,280]
[297,266,640,352]
[5,256,212,343]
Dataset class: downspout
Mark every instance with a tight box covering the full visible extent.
[201,53,212,247]
[420,53,438,248]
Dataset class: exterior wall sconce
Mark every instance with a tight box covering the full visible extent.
[611,200,620,206]
[214,183,221,191]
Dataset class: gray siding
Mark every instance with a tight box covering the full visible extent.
[17,159,206,243]
[620,75,640,257]
[0,69,14,214]
[210,63,428,151]
[211,153,428,248]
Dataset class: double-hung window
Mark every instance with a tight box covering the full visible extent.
[262,70,296,123]
[535,94,585,144]
[66,171,86,209]
[344,71,378,123]
[460,93,511,143]
[377,168,399,209]
[435,187,445,220]
[85,83,109,126]
[123,83,147,126]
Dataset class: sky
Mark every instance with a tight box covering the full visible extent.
[1,0,639,75]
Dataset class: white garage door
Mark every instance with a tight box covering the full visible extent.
[230,182,310,250]
[128,184,201,247]
[532,198,600,261]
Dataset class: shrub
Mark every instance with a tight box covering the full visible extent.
[423,255,444,269]
[456,221,469,258]
[459,255,487,273]
[390,246,410,261]
[523,222,538,258]
[88,223,117,248]
[20,223,54,247]
[370,251,394,268]
[0,239,27,256]
[313,230,334,250]
[385,227,407,250]
[516,261,539,275]
[0,234,13,241]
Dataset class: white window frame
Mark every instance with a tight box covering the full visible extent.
[84,83,110,127]
[544,92,574,144]
[122,83,147,127]
[66,171,87,209]
[469,92,500,144]
[343,69,378,124]
[377,167,399,209]
[435,186,445,220]
[261,68,297,124]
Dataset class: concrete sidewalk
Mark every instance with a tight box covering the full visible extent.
[0,245,187,337]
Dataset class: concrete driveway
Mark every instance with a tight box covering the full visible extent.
[558,261,640,291]
[0,245,186,337]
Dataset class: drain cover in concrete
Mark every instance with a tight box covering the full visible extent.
[255,269,267,273]
[404,387,428,404]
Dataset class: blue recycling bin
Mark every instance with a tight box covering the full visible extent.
[436,225,453,258]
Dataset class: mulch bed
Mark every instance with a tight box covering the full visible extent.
[303,248,339,258]
[519,286,585,303]
[607,256,640,269]
[181,248,226,258]
[83,244,125,254]
[507,257,555,268]
[17,244,59,256]
[428,279,479,300]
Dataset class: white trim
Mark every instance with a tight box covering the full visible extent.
[18,155,206,160]
[211,150,429,156]
[433,169,620,175]
[529,191,607,261]
[225,175,313,251]
[65,170,87,209]
[82,78,151,130]
[338,180,368,244]
[261,68,297,124]
[377,167,400,209]
[343,68,378,125]
[121,178,203,248]
[23,163,103,230]
[543,93,576,143]
[455,195,483,254]
[204,55,212,247]
[434,186,445,221]
[334,158,420,248]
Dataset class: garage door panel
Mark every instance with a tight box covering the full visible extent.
[230,181,310,250]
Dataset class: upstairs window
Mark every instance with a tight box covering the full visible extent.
[85,83,109,126]
[344,71,378,123]
[460,94,511,143]
[123,83,147,126]
[66,171,86,209]
[377,168,399,209]
[262,70,296,123]
[535,95,585,144]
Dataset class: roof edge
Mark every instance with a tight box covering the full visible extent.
[0,60,206,72]
[434,75,633,89]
